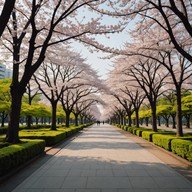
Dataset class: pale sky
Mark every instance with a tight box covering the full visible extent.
[72,29,129,80]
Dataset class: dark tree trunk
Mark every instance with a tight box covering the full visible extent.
[6,88,22,143]
[74,114,78,126]
[176,91,183,136]
[135,109,139,128]
[1,111,6,127]
[157,116,161,127]
[145,117,149,126]
[120,115,124,126]
[140,118,143,125]
[151,103,157,132]
[65,111,71,127]
[51,101,57,130]
[27,115,32,129]
[128,114,132,126]
[35,117,38,124]
[171,114,176,128]
[185,115,190,129]
[163,116,169,127]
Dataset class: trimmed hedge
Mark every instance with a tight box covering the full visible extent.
[0,139,45,176]
[142,131,156,142]
[171,138,192,161]
[19,131,67,146]
[19,125,86,146]
[152,134,176,151]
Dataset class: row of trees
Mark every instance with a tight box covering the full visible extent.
[1,1,192,141]
[101,1,192,137]
[0,47,104,130]
[0,0,128,143]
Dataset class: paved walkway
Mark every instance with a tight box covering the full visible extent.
[5,124,192,191]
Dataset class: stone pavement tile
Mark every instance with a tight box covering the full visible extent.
[61,176,87,188]
[112,169,127,176]
[129,176,158,189]
[76,189,100,192]
[67,169,82,176]
[26,176,65,189]
[96,169,114,176]
[13,189,44,192]
[153,176,192,189]
[149,189,180,192]
[13,176,40,190]
[81,169,97,176]
[101,189,134,192]
[87,177,119,189]
[43,169,69,176]
[126,169,149,176]
[87,176,132,189]
[43,190,75,192]
[179,189,192,192]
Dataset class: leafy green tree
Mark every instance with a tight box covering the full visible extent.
[156,105,172,127]
[0,78,11,127]
[182,94,192,128]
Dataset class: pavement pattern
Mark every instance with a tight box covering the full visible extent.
[10,124,192,191]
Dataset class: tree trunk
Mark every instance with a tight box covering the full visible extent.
[120,114,124,125]
[6,90,22,143]
[74,114,78,126]
[185,115,190,129]
[128,114,132,127]
[145,117,149,126]
[135,108,139,128]
[157,116,161,127]
[51,101,57,130]
[151,104,157,132]
[36,117,38,124]
[171,114,176,128]
[176,91,183,136]
[27,115,32,129]
[65,111,70,127]
[1,111,5,127]
[164,116,169,127]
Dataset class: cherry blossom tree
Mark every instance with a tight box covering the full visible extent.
[118,54,169,132]
[106,61,145,127]
[1,0,127,143]
[72,95,102,126]
[33,47,88,130]
[60,63,105,127]
[123,1,192,63]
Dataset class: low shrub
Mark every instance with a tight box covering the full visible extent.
[19,125,85,146]
[127,127,134,133]
[171,138,192,161]
[19,130,67,146]
[0,139,45,176]
[152,134,176,151]
[142,131,156,142]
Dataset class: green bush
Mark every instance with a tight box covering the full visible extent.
[152,134,176,151]
[127,127,134,133]
[19,125,85,146]
[19,130,67,146]
[171,138,192,161]
[142,131,156,141]
[0,139,45,176]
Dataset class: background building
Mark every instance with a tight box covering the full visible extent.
[0,64,12,79]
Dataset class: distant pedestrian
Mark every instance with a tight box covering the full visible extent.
[103,121,104,125]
